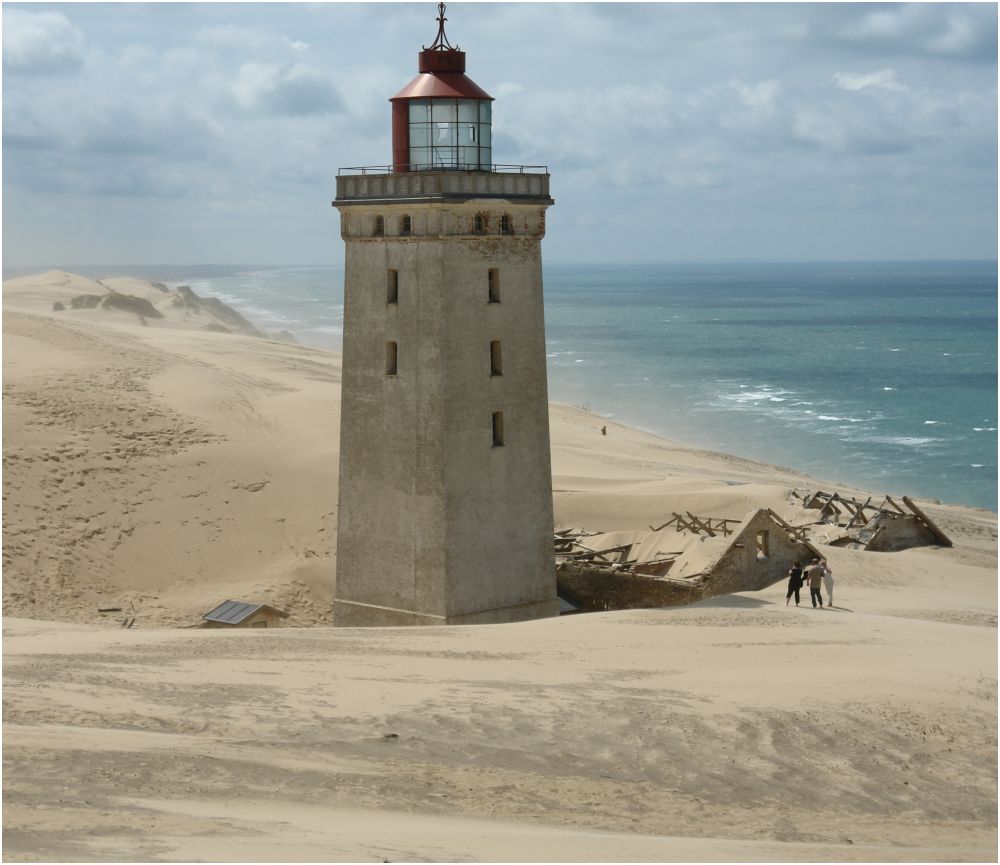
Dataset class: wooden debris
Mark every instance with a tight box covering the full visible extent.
[685,512,716,537]
[764,508,810,542]
[883,495,907,514]
[648,513,739,536]
[799,487,953,549]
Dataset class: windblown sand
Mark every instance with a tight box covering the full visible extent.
[3,272,997,862]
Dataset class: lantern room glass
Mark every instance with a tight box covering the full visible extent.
[408,99,492,170]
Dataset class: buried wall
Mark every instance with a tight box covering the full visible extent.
[702,509,819,596]
[556,563,706,612]
[863,514,942,552]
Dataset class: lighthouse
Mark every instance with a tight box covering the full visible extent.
[332,4,557,626]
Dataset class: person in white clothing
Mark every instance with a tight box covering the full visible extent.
[821,559,834,607]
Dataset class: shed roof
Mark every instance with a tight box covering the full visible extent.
[202,599,284,625]
[558,594,581,614]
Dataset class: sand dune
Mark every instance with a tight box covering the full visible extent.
[3,272,996,861]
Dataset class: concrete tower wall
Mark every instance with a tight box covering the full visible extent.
[334,192,557,626]
[335,230,448,624]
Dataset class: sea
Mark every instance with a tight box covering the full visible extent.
[7,260,996,512]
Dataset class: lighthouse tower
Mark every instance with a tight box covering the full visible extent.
[332,4,558,626]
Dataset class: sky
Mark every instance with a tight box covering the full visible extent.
[3,1,997,266]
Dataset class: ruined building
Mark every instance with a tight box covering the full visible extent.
[556,508,823,612]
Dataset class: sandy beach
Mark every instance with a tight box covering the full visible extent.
[3,272,997,862]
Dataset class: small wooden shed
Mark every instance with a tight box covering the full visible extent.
[201,600,289,629]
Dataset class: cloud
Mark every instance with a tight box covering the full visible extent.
[790,74,995,162]
[192,24,308,58]
[791,109,913,156]
[833,69,905,92]
[232,61,342,116]
[836,4,997,62]
[731,79,781,112]
[1,3,995,265]
[193,24,275,52]
[2,9,86,76]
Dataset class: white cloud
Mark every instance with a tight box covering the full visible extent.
[833,69,905,93]
[494,82,525,100]
[2,9,86,75]
[732,79,781,112]
[2,3,995,264]
[838,4,996,61]
[232,61,342,117]
[193,24,274,53]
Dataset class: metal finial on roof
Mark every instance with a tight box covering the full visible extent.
[424,2,459,52]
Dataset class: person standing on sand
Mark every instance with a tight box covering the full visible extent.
[785,560,804,606]
[807,559,825,607]
[821,559,834,607]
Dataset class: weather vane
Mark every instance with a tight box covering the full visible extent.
[424,2,459,51]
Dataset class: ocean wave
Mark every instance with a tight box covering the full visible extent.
[719,387,797,404]
[540,260,996,511]
[854,434,943,447]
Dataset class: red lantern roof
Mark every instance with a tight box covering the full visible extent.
[391,71,492,102]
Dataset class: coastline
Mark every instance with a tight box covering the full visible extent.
[3,269,995,624]
[3,270,996,861]
[4,261,995,512]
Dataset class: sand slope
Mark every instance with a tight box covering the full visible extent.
[4,275,341,626]
[4,603,996,862]
[3,272,997,861]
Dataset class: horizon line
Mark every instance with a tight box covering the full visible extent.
[4,257,998,273]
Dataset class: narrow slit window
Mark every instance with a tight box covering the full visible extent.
[386,341,398,376]
[400,215,412,235]
[492,411,504,447]
[474,213,486,234]
[488,268,500,304]
[373,215,385,236]
[500,214,513,235]
[387,269,399,304]
[755,530,769,559]
[490,340,502,376]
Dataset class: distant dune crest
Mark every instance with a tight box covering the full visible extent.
[5,269,280,340]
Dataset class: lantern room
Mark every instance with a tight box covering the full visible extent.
[390,3,494,172]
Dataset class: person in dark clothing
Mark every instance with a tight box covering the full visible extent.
[807,559,825,607]
[785,560,804,606]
